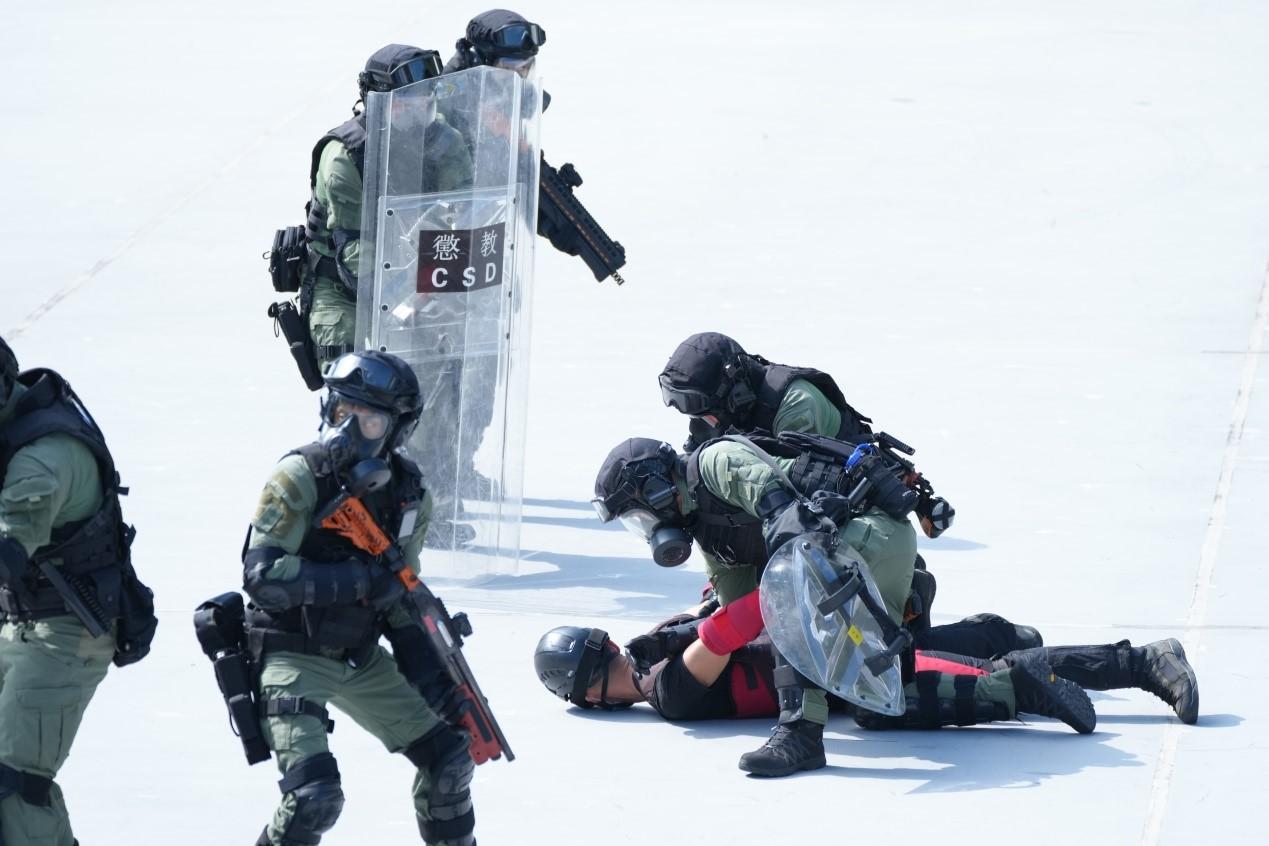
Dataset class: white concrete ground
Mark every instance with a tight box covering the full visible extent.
[3,2,1267,843]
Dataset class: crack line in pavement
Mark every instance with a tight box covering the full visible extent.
[1140,261,1269,845]
[3,77,345,341]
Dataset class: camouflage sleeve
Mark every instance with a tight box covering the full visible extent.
[695,442,795,519]
[245,454,319,582]
[317,141,364,283]
[772,378,842,437]
[0,435,102,557]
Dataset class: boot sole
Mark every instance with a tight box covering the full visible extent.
[738,752,827,778]
[1015,656,1097,734]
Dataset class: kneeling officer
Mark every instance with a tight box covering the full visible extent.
[0,336,156,845]
[239,351,476,846]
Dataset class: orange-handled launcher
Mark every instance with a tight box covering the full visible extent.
[320,494,515,764]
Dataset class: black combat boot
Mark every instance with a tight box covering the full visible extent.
[1010,651,1097,734]
[738,719,826,777]
[1133,639,1199,724]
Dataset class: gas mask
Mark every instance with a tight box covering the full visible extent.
[319,393,395,473]
[617,508,693,567]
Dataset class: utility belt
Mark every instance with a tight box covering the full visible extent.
[0,561,120,625]
[194,592,336,766]
[245,626,378,669]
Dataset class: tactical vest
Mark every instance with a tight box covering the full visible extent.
[683,445,767,569]
[683,431,884,568]
[744,359,872,440]
[244,444,426,657]
[304,115,369,258]
[0,370,132,622]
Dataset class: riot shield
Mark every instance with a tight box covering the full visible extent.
[759,535,906,716]
[356,65,541,579]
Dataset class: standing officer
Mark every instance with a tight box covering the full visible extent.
[300,44,472,372]
[591,435,1094,776]
[0,336,155,844]
[241,350,476,846]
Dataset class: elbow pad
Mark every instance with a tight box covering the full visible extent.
[243,547,371,611]
[698,589,765,656]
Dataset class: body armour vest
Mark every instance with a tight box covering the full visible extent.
[744,360,872,440]
[0,369,132,621]
[303,115,369,256]
[244,444,426,654]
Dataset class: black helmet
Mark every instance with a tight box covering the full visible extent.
[319,352,422,469]
[533,626,626,709]
[0,336,16,405]
[465,9,546,62]
[592,438,680,524]
[658,332,756,427]
[593,439,694,567]
[359,44,443,98]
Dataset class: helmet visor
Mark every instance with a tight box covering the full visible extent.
[325,397,392,441]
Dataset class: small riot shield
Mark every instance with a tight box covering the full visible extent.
[759,535,906,716]
[356,65,541,578]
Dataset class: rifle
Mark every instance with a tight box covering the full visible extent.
[318,492,515,764]
[538,154,626,285]
[37,561,108,638]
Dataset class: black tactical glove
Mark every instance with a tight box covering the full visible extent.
[366,566,407,611]
[625,620,702,674]
[808,490,854,527]
[763,499,837,557]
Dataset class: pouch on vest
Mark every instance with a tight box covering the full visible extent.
[266,225,307,293]
[114,545,157,668]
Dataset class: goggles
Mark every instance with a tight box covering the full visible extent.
[591,460,677,523]
[363,52,443,92]
[658,374,719,416]
[325,396,392,441]
[487,22,546,55]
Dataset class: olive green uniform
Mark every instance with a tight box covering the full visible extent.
[0,384,115,846]
[246,454,473,846]
[306,121,473,371]
[770,377,842,438]
[690,439,1014,725]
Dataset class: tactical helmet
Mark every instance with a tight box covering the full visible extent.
[593,438,693,566]
[359,44,444,98]
[592,438,681,525]
[0,336,17,406]
[658,332,757,427]
[320,351,423,459]
[465,9,546,62]
[533,626,623,708]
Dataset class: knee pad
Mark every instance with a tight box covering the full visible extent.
[277,753,344,844]
[405,727,476,844]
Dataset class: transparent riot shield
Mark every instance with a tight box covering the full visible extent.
[356,65,541,579]
[759,535,906,716]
